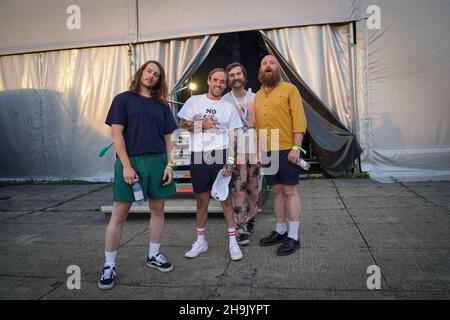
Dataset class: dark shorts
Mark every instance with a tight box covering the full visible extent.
[113,153,176,202]
[190,149,233,194]
[262,150,302,186]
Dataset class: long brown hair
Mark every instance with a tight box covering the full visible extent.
[129,60,168,105]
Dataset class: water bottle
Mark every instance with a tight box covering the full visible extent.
[296,158,311,171]
[132,180,145,205]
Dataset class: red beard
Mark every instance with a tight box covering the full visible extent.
[258,68,281,86]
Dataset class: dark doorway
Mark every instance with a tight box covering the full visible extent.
[178,30,269,102]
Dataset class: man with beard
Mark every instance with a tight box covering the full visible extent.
[222,62,259,246]
[254,55,307,256]
[99,60,178,290]
[178,68,244,261]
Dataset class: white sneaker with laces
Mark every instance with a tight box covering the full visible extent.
[229,244,243,261]
[185,240,208,258]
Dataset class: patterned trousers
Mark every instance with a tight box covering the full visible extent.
[231,155,260,234]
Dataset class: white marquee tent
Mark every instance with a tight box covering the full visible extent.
[0,0,449,182]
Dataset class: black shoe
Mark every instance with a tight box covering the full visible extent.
[147,254,174,272]
[246,218,256,234]
[276,238,300,256]
[259,231,288,247]
[237,233,250,246]
[98,265,116,290]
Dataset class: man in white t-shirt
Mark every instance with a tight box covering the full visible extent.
[177,68,244,261]
[222,62,260,247]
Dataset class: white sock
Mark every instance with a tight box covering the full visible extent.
[228,228,238,247]
[288,221,300,241]
[276,223,287,235]
[197,227,206,242]
[104,250,117,268]
[149,242,160,258]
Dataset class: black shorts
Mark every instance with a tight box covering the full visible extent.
[262,150,302,186]
[190,149,233,193]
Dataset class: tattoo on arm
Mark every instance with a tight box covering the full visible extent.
[180,119,194,132]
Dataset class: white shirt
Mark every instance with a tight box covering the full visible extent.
[177,94,243,152]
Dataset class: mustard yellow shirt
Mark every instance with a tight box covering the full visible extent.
[254,82,307,151]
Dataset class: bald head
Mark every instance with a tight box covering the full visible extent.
[258,55,281,87]
[261,55,278,66]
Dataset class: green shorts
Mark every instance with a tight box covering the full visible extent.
[113,154,176,202]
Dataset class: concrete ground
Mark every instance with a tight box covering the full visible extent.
[0,179,449,300]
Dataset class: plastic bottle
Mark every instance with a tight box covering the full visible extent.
[132,180,145,205]
[296,158,311,171]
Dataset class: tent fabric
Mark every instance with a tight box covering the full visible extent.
[359,0,450,182]
[136,35,218,128]
[0,46,131,180]
[137,0,362,43]
[0,0,362,56]
[134,36,216,92]
[1,0,449,182]
[0,53,42,177]
[260,31,363,177]
[0,38,216,180]
[0,0,137,56]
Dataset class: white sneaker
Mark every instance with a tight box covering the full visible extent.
[185,240,208,258]
[229,244,243,261]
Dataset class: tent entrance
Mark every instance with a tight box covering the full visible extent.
[174,30,323,181]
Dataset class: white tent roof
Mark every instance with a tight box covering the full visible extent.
[0,0,137,55]
[0,0,362,55]
[137,0,362,43]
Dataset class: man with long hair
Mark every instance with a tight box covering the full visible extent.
[222,62,259,246]
[99,60,178,290]
[254,55,307,256]
[178,68,244,261]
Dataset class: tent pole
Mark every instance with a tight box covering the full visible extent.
[350,22,361,174]
[127,43,135,79]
